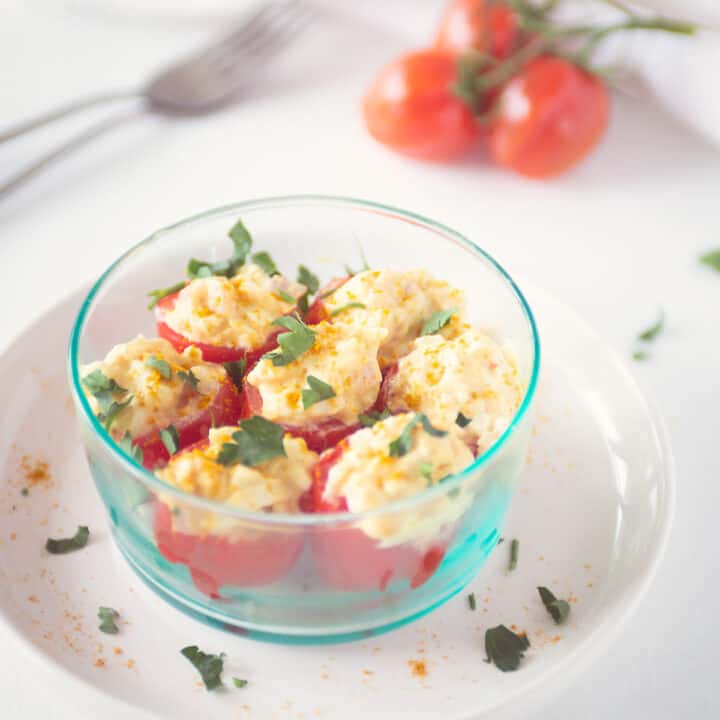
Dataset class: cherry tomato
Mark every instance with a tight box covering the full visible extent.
[304,275,351,325]
[310,443,449,591]
[154,501,304,598]
[488,56,610,178]
[239,381,361,454]
[134,375,243,470]
[435,0,518,59]
[154,291,283,366]
[363,49,480,162]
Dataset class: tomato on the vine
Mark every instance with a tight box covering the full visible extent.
[435,0,518,59]
[488,55,610,178]
[363,49,480,162]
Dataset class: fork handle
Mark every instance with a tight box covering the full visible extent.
[0,90,141,144]
[0,108,144,201]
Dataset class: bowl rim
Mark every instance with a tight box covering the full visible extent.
[68,194,541,526]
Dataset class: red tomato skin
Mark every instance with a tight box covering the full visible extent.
[309,444,450,591]
[435,0,518,59]
[489,56,610,178]
[133,377,243,470]
[154,291,282,365]
[239,382,361,454]
[154,502,304,598]
[363,50,480,162]
[304,276,351,325]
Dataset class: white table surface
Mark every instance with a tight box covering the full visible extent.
[1,1,719,717]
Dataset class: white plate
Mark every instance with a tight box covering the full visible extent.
[0,285,673,720]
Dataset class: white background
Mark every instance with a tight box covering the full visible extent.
[1,1,719,717]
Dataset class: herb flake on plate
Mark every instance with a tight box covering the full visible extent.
[388,413,447,458]
[508,538,519,571]
[233,678,248,689]
[700,249,720,272]
[262,314,316,366]
[98,606,120,634]
[180,646,225,691]
[302,375,336,409]
[484,625,530,672]
[538,586,571,624]
[216,416,286,467]
[46,525,89,554]
[421,307,457,336]
[468,592,477,611]
[637,310,665,342]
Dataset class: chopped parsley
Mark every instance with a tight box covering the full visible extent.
[216,416,286,467]
[146,280,186,310]
[421,307,458,336]
[700,249,720,272]
[233,678,248,689]
[81,369,125,396]
[358,408,391,427]
[419,461,434,484]
[633,350,649,362]
[276,289,296,304]
[145,356,172,380]
[302,375,336,409]
[638,310,665,342]
[297,264,320,314]
[98,606,120,634]
[81,370,134,431]
[468,592,477,611]
[538,586,571,624]
[180,646,225,691]
[508,538,519,571]
[223,359,246,390]
[46,525,90,554]
[186,218,253,280]
[388,413,447,458]
[118,432,144,464]
[160,425,180,456]
[484,625,530,672]
[262,314,316,366]
[177,369,199,391]
[456,412,472,428]
[21,487,29,497]
[330,302,366,317]
[251,250,279,276]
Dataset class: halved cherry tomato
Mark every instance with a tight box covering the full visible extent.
[363,50,480,162]
[489,55,610,178]
[304,276,351,325]
[154,291,282,366]
[435,0,518,59]
[310,442,449,591]
[135,376,243,470]
[154,501,304,598]
[240,381,361,454]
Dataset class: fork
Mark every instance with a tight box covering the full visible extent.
[0,0,312,200]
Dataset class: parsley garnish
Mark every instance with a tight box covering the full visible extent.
[100,396,133,431]
[468,592,477,611]
[638,310,665,342]
[146,356,172,379]
[421,307,458,336]
[358,409,391,427]
[216,416,286,467]
[82,369,125,396]
[419,461,434,484]
[633,351,649,361]
[276,289,296,304]
[98,606,120,634]
[388,413,447,458]
[233,678,248,689]
[456,412,472,428]
[46,525,90,554]
[262,314,316,366]
[81,370,134,430]
[223,359,246,390]
[538,586,570,624]
[118,432,144,464]
[177,369,199,391]
[180,646,225,691]
[252,250,279,276]
[485,625,530,672]
[186,218,253,280]
[160,425,180,456]
[21,488,29,497]
[146,281,186,310]
[302,375,335,409]
[330,302,366,317]
[297,265,319,315]
[700,249,720,272]
[508,538,519,571]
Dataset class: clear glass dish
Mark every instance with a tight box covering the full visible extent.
[68,195,540,644]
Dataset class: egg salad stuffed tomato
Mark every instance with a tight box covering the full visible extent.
[154,422,316,597]
[80,336,243,469]
[311,412,475,590]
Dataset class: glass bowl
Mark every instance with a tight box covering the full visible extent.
[68,195,540,644]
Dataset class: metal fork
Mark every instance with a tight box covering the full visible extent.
[0,0,312,199]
